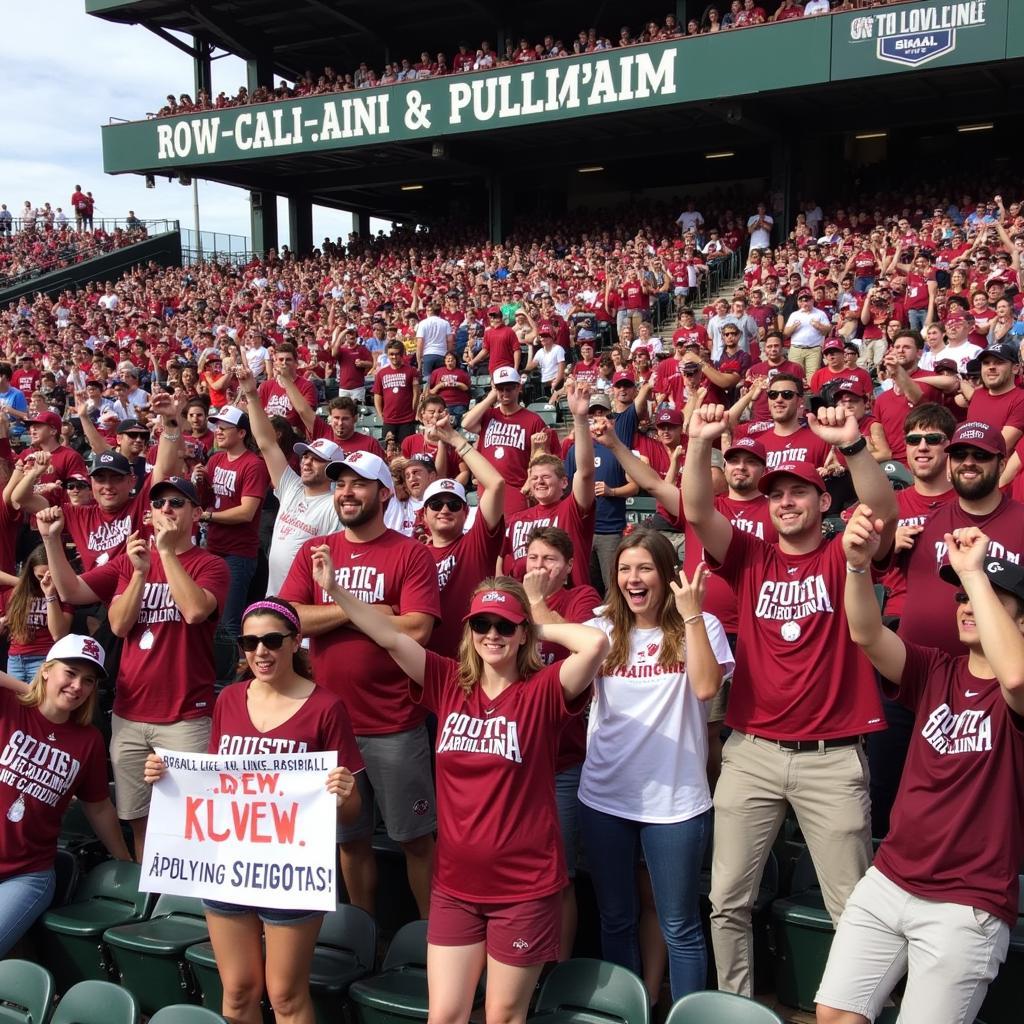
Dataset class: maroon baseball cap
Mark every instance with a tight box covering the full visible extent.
[463,587,527,625]
[25,412,61,431]
[757,460,826,495]
[822,338,845,355]
[655,408,683,427]
[944,311,974,324]
[611,370,636,386]
[947,421,1006,457]
[834,378,869,398]
[724,436,767,463]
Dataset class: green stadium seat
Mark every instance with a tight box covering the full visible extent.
[624,495,658,526]
[40,861,154,990]
[103,894,209,1014]
[349,921,436,1024]
[0,960,55,1024]
[149,1007,227,1024]
[527,958,649,1024]
[466,491,479,507]
[471,374,491,391]
[881,460,913,490]
[362,834,419,940]
[309,904,377,1024]
[664,990,783,1024]
[527,402,558,427]
[182,943,224,1014]
[50,981,138,1024]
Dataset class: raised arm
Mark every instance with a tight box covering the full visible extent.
[594,420,678,517]
[5,455,50,516]
[74,395,116,456]
[35,507,101,605]
[459,386,497,435]
[565,378,595,512]
[235,364,288,487]
[433,414,504,529]
[535,621,610,699]
[681,405,734,562]
[108,533,148,638]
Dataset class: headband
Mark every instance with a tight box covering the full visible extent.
[242,600,300,632]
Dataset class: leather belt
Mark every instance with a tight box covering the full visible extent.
[746,732,863,753]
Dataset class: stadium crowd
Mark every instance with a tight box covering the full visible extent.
[0,179,1021,1024]
[154,0,905,117]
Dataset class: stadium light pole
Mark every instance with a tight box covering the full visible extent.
[193,179,202,261]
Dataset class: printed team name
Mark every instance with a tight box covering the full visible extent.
[754,575,834,621]
[139,582,182,625]
[0,729,82,807]
[511,514,558,559]
[323,565,385,604]
[933,538,1020,566]
[765,448,810,469]
[212,465,238,498]
[483,421,527,451]
[614,661,685,679]
[921,702,992,754]
[436,551,457,591]
[263,392,294,417]
[379,371,410,390]
[217,736,310,755]
[731,515,765,539]
[437,711,522,762]
[87,514,132,554]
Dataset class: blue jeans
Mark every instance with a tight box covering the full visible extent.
[222,554,258,639]
[420,354,446,381]
[0,868,55,956]
[854,276,876,295]
[579,802,710,1000]
[907,307,927,332]
[446,404,468,429]
[6,654,45,684]
[555,764,583,879]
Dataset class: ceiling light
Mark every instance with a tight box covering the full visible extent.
[577,166,604,173]
[400,184,423,191]
[704,151,735,160]
[957,123,994,133]
[855,131,887,140]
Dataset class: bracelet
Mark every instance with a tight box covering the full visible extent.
[458,443,472,456]
[683,614,704,625]
[44,595,58,604]
[846,563,867,575]
[161,431,181,443]
[838,436,867,457]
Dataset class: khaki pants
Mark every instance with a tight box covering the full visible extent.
[709,731,872,996]
[857,335,888,370]
[787,345,821,380]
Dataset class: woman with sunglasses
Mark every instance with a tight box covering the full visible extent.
[0,635,130,955]
[145,597,362,1024]
[311,555,608,1024]
[578,530,734,1002]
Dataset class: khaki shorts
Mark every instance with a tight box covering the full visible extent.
[110,714,212,819]
[707,677,732,725]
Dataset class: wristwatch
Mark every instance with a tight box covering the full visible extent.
[837,436,867,457]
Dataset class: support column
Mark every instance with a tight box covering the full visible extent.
[488,174,506,244]
[356,212,371,238]
[246,55,275,93]
[770,141,793,248]
[288,195,314,256]
[250,191,278,256]
[193,36,212,98]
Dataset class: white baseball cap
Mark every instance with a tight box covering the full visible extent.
[293,437,343,462]
[47,634,107,679]
[325,451,394,490]
[422,478,468,505]
[492,366,521,386]
[209,406,249,430]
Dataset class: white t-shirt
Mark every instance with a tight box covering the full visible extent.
[631,337,663,356]
[941,341,983,374]
[384,495,424,536]
[246,345,270,377]
[415,315,452,358]
[267,468,339,593]
[578,614,735,823]
[785,308,830,349]
[534,344,566,383]
[747,213,774,250]
[676,210,704,233]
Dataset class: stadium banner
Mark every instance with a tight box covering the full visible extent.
[101,25,832,173]
[139,747,338,911]
[832,0,1007,79]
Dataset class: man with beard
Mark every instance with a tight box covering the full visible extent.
[886,421,1024,657]
[279,451,440,920]
[682,402,897,997]
[964,342,1024,451]
[743,332,804,422]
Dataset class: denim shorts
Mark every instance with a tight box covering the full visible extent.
[202,899,323,925]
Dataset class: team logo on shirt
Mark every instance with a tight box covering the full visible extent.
[212,465,238,498]
[87,515,132,555]
[0,729,83,809]
[138,583,182,625]
[933,538,1021,568]
[217,736,309,755]
[436,552,457,591]
[754,575,834,634]
[324,565,385,604]
[437,712,522,763]
[765,448,810,469]
[921,702,992,754]
[483,421,527,455]
[264,393,294,418]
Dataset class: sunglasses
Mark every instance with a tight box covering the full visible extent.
[125,432,150,440]
[238,632,295,652]
[426,496,465,512]
[65,481,90,491]
[905,432,946,447]
[767,389,798,401]
[468,615,518,637]
[954,591,970,605]
[151,496,188,510]
[948,448,997,462]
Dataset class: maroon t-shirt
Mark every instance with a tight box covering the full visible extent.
[210,681,365,772]
[0,498,22,576]
[414,650,587,902]
[967,386,1024,435]
[897,495,1024,656]
[258,378,318,431]
[501,494,595,590]
[308,418,386,457]
[205,450,271,559]
[735,423,832,469]
[82,546,229,723]
[0,590,71,656]
[278,530,440,735]
[709,529,885,740]
[335,344,372,390]
[484,327,521,373]
[372,365,418,423]
[428,512,505,658]
[745,360,806,420]
[477,407,553,516]
[682,494,777,635]
[61,481,152,570]
[17,445,88,487]
[874,372,944,464]
[428,367,471,408]
[0,690,108,875]
[400,433,461,476]
[873,642,1024,925]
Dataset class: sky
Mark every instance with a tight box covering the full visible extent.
[5,3,388,249]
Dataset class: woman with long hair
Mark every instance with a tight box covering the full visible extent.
[0,635,130,955]
[578,530,734,1002]
[145,598,362,1024]
[312,559,608,1024]
[0,546,72,682]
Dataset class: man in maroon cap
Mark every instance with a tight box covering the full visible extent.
[13,411,88,489]
[810,338,873,396]
[965,342,1024,451]
[681,401,898,997]
[885,420,1024,657]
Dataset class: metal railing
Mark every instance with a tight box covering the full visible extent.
[0,217,175,236]
[180,229,260,267]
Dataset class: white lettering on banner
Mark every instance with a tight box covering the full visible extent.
[848,2,989,68]
[921,702,992,754]
[140,748,338,911]
[483,421,527,452]
[0,729,82,807]
[437,712,522,762]
[754,575,834,621]
[933,538,1020,566]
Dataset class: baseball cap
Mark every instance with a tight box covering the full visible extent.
[116,418,146,434]
[90,451,132,476]
[632,345,651,356]
[933,358,959,373]
[492,366,521,386]
[797,290,813,300]
[209,406,250,431]
[964,358,982,376]
[947,421,1006,457]
[588,393,612,412]
[463,587,527,625]
[151,475,201,505]
[409,453,436,470]
[611,370,636,386]
[757,461,826,495]
[25,412,61,431]
[46,634,107,680]
[945,311,974,324]
[325,451,395,490]
[940,557,1024,603]
[822,339,845,355]
[655,408,683,427]
[423,478,468,505]
[834,378,869,398]
[978,343,1019,364]
[724,436,767,463]
[293,437,343,462]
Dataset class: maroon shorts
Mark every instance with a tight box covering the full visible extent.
[427,887,561,966]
